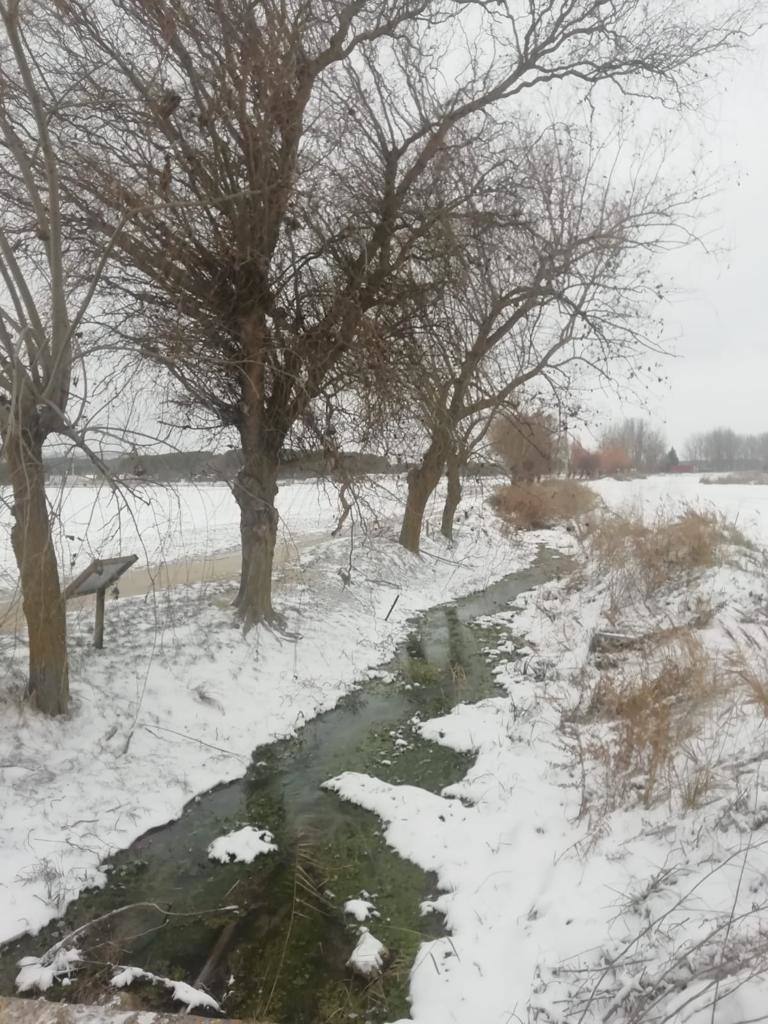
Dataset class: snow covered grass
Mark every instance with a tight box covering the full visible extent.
[726,629,768,717]
[579,506,754,627]
[701,471,768,486]
[0,480,237,595]
[589,472,768,546]
[0,474,538,946]
[326,500,768,1024]
[343,895,379,922]
[572,630,727,812]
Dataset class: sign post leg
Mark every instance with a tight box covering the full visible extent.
[94,588,105,649]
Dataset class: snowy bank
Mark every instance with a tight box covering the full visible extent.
[0,476,535,945]
[590,472,768,544]
[326,506,768,1024]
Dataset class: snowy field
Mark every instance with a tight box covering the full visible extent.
[590,471,768,543]
[4,470,768,1023]
[0,471,761,595]
[0,478,360,594]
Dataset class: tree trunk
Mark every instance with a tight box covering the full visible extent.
[398,440,446,553]
[440,452,463,541]
[232,445,280,626]
[6,425,69,715]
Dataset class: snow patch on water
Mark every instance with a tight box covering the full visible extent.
[207,825,277,863]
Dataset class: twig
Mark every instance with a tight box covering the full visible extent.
[420,549,476,568]
[37,902,239,965]
[141,723,248,762]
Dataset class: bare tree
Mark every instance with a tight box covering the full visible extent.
[597,443,633,475]
[0,1,118,714]
[685,426,766,470]
[45,0,757,620]
[439,417,485,542]
[391,118,695,552]
[600,417,667,473]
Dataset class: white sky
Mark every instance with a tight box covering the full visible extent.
[14,6,766,461]
[597,27,768,453]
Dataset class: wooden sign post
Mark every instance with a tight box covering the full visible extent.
[64,555,138,649]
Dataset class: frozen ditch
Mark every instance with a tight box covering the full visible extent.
[0,549,570,1023]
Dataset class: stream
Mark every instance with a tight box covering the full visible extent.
[0,547,570,1023]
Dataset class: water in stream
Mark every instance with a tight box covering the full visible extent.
[0,548,569,1023]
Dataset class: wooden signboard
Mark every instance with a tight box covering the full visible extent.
[64,555,138,648]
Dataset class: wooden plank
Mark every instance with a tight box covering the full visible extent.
[93,588,105,649]
[64,556,138,599]
[0,996,249,1024]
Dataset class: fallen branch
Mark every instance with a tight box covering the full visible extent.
[35,901,240,967]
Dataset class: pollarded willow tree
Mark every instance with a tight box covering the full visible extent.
[47,0,755,623]
[392,120,694,552]
[0,1,119,714]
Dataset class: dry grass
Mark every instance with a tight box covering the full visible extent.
[569,511,761,819]
[585,506,750,599]
[579,633,724,810]
[701,470,768,485]
[558,876,768,1024]
[725,627,768,715]
[489,479,598,530]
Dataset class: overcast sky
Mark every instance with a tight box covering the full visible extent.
[596,28,768,454]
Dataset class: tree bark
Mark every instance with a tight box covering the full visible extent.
[440,452,463,540]
[5,423,69,715]
[398,439,446,553]
[232,444,280,626]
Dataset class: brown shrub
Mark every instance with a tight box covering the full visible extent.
[571,442,601,479]
[583,633,722,809]
[587,506,750,598]
[489,480,599,530]
[598,445,632,475]
[490,412,557,481]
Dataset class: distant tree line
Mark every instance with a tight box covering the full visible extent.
[489,414,680,482]
[569,418,675,478]
[0,449,396,486]
[685,429,768,471]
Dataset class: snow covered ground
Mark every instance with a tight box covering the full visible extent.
[0,474,537,946]
[328,479,768,1024]
[0,478,357,595]
[590,472,768,544]
[6,470,768,1024]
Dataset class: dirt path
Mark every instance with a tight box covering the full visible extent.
[0,530,332,636]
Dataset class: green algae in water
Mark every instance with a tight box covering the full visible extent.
[226,804,444,1023]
